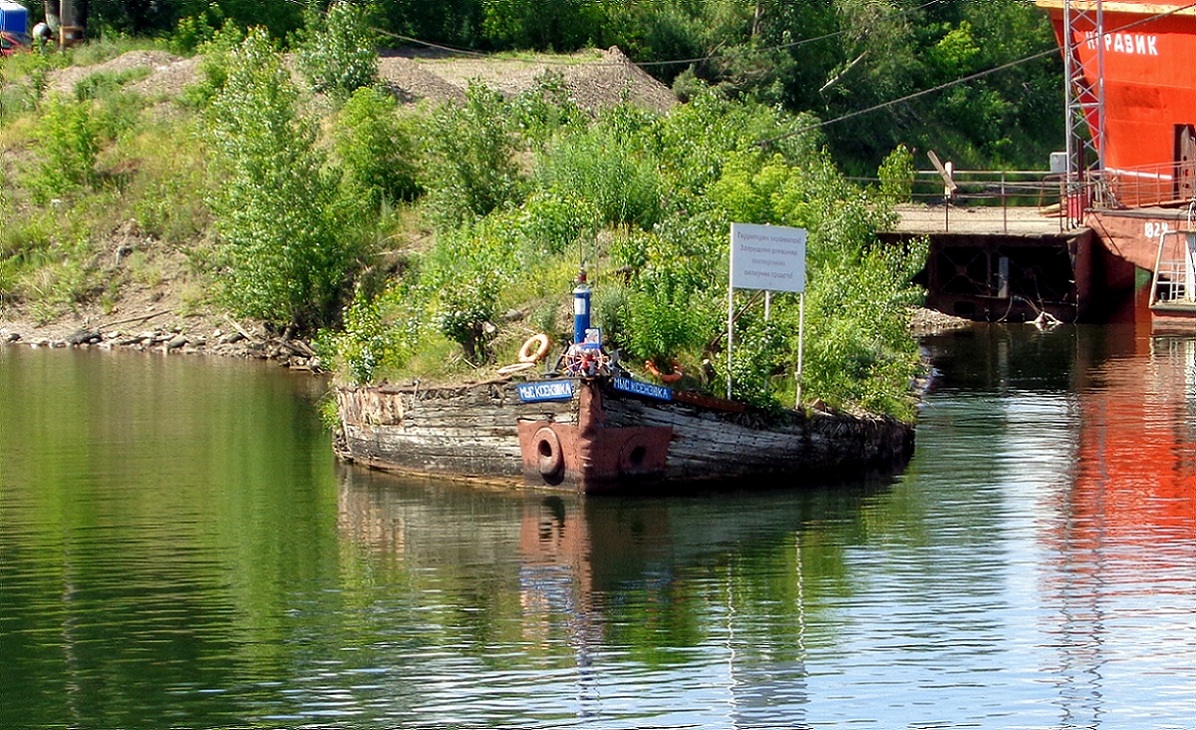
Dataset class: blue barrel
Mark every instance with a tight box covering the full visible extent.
[0,1,28,36]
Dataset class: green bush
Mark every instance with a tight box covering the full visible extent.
[178,20,244,108]
[537,124,663,230]
[0,48,55,119]
[510,71,582,147]
[421,83,524,229]
[624,289,715,369]
[716,315,789,412]
[436,277,499,365]
[26,96,100,203]
[801,241,926,419]
[169,2,227,54]
[334,86,420,208]
[878,144,915,204]
[204,27,362,332]
[73,68,151,103]
[74,69,150,142]
[296,1,379,101]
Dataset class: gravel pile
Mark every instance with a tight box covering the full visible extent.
[48,50,183,94]
[48,46,677,112]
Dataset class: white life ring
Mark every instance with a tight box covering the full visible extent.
[497,361,536,375]
[519,333,551,363]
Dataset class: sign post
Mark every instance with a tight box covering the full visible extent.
[728,223,807,401]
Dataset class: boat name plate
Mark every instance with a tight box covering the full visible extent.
[516,380,576,403]
[613,377,672,402]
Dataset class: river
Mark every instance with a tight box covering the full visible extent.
[1,323,1194,729]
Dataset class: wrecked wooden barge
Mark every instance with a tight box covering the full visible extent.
[333,374,914,495]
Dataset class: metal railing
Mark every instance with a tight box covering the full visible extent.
[848,169,1077,231]
[855,162,1196,231]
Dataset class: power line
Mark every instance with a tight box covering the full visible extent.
[758,0,1196,145]
[635,0,948,69]
[281,0,947,70]
[759,46,1062,145]
[279,0,1196,147]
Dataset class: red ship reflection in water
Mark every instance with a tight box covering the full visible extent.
[1038,329,1196,722]
[1060,333,1196,556]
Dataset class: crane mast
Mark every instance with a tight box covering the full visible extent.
[1063,0,1107,219]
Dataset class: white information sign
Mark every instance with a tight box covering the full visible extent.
[730,223,807,293]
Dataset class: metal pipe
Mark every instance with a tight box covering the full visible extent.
[43,0,59,31]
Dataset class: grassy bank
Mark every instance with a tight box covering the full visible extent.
[0,13,926,420]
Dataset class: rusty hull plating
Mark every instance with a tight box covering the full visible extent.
[517,381,673,493]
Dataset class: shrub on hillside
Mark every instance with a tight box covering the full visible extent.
[421,83,525,229]
[334,87,420,209]
[27,96,100,204]
[537,125,663,230]
[204,27,362,332]
[296,1,379,101]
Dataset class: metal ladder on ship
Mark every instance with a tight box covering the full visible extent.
[1150,228,1196,309]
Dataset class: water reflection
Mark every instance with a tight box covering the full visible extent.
[1040,332,1196,729]
[334,471,842,728]
[3,329,1196,729]
[922,323,1196,728]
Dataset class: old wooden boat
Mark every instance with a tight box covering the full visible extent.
[333,268,913,494]
[333,374,914,494]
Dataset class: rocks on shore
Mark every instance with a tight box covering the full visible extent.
[0,322,322,372]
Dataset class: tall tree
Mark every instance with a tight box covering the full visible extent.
[204,27,360,331]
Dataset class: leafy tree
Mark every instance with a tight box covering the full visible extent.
[593,0,1062,172]
[296,1,379,101]
[375,0,485,49]
[480,0,605,51]
[334,86,420,208]
[421,82,525,228]
[169,2,227,54]
[90,0,305,38]
[204,27,361,332]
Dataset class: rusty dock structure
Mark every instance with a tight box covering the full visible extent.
[882,201,1136,323]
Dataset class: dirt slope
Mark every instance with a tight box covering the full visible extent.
[1,47,677,365]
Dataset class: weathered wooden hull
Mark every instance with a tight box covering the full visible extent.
[334,378,915,494]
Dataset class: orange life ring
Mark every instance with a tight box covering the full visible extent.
[644,358,683,384]
[519,333,551,363]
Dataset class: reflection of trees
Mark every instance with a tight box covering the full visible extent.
[0,351,338,728]
[336,471,912,725]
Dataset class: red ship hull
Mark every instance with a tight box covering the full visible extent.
[1039,1,1196,206]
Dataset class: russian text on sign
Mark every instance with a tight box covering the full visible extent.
[730,223,807,293]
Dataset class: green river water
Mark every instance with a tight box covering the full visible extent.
[1,323,1194,729]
